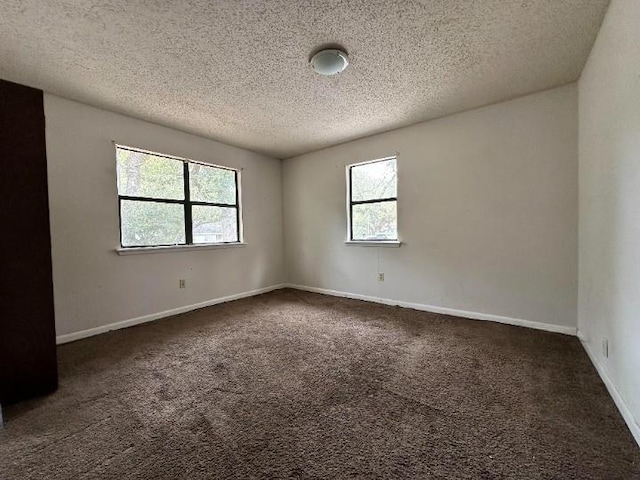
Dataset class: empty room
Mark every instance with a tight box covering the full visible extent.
[1,0,639,478]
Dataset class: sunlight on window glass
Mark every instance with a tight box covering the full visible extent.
[351,158,397,202]
[116,148,184,200]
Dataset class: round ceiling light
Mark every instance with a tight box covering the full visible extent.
[310,48,349,76]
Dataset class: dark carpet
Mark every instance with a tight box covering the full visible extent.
[1,289,638,479]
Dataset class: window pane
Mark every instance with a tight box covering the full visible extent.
[192,205,238,243]
[352,200,397,240]
[351,158,397,202]
[120,200,185,247]
[116,148,184,200]
[189,163,236,204]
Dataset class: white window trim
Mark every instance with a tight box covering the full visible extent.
[116,242,247,256]
[344,240,401,247]
[346,154,400,244]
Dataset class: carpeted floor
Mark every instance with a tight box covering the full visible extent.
[1,289,638,479]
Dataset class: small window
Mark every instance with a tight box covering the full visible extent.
[116,145,241,248]
[347,156,397,241]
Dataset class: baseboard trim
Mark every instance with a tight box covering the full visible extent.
[284,284,577,336]
[56,284,286,344]
[58,283,577,343]
[578,332,640,447]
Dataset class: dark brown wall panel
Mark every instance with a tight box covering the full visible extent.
[0,79,58,404]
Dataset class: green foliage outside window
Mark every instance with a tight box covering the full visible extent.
[350,158,397,241]
[116,147,239,247]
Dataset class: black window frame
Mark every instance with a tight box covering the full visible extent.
[347,156,398,242]
[116,144,242,248]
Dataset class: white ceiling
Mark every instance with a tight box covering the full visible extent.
[0,0,609,159]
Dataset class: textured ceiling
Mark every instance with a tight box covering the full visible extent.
[0,0,609,159]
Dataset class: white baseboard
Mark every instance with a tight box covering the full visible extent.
[578,332,640,447]
[57,282,576,343]
[284,283,577,336]
[56,284,286,344]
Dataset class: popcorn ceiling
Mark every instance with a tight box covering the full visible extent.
[0,0,609,158]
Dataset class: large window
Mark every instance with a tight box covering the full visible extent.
[347,156,397,241]
[116,145,241,248]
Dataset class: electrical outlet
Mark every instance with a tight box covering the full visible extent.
[179,279,186,289]
[378,272,384,282]
[602,338,609,358]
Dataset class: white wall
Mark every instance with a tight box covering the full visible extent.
[578,0,640,442]
[45,95,284,337]
[283,84,578,330]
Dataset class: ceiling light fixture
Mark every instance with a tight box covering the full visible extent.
[310,48,349,76]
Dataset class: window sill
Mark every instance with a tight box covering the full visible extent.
[116,242,247,256]
[344,240,402,248]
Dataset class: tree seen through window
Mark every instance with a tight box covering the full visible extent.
[349,157,397,241]
[116,146,240,247]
